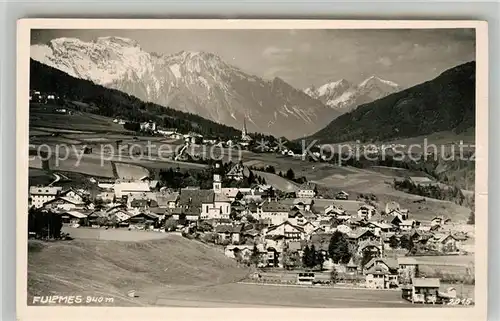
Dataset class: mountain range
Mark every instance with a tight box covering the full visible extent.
[304,76,401,113]
[30,59,242,140]
[304,61,476,144]
[31,36,343,139]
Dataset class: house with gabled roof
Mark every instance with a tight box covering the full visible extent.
[292,198,314,211]
[357,204,376,220]
[29,186,63,208]
[266,221,305,241]
[296,182,316,198]
[42,195,86,212]
[260,200,290,225]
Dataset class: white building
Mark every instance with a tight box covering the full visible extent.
[199,171,232,220]
[29,186,63,208]
[114,180,150,198]
[296,182,316,198]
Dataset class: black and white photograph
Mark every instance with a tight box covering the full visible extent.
[17,20,487,315]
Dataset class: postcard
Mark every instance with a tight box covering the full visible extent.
[17,19,488,321]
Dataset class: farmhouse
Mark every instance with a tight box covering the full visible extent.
[335,191,349,200]
[365,266,399,289]
[404,278,440,304]
[226,163,247,181]
[296,182,316,198]
[260,200,290,225]
[428,234,460,253]
[266,221,305,241]
[156,192,179,209]
[357,204,376,220]
[125,212,160,228]
[59,210,88,226]
[29,186,63,208]
[42,196,86,212]
[292,198,314,211]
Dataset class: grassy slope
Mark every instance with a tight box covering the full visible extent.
[28,236,250,306]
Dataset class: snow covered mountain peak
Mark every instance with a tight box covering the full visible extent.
[304,75,401,113]
[30,37,340,138]
[358,75,400,89]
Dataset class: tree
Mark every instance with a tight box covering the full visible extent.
[302,245,310,267]
[389,235,400,249]
[285,168,295,181]
[316,251,325,271]
[250,244,261,267]
[328,231,351,264]
[308,245,317,268]
[467,211,475,225]
[400,234,413,251]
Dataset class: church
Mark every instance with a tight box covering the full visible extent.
[240,117,252,147]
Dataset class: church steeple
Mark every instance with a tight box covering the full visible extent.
[242,117,248,138]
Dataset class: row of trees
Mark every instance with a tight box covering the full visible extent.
[393,178,466,206]
[28,207,63,239]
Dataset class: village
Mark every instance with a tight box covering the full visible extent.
[28,149,475,306]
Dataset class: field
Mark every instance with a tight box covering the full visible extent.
[28,235,250,306]
[114,162,150,180]
[30,107,133,134]
[28,235,441,308]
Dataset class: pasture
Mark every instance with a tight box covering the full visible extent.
[27,236,249,306]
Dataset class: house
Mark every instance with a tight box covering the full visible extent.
[397,257,419,282]
[42,195,86,212]
[357,240,383,257]
[324,204,346,216]
[430,216,451,227]
[366,221,393,236]
[266,221,305,241]
[346,258,358,274]
[357,205,376,220]
[403,278,440,304]
[114,180,150,198]
[365,266,399,289]
[349,229,378,243]
[399,220,416,231]
[296,182,316,198]
[388,208,409,220]
[288,208,317,226]
[260,200,290,225]
[300,221,317,234]
[224,244,263,260]
[215,225,242,244]
[363,257,398,274]
[385,201,401,214]
[29,186,63,208]
[292,198,314,211]
[156,192,179,209]
[226,163,246,181]
[221,188,243,202]
[241,229,261,244]
[59,210,88,226]
[428,234,460,253]
[125,212,160,229]
[335,191,349,200]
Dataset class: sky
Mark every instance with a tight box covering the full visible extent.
[31,28,475,89]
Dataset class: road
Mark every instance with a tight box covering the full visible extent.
[150,283,418,308]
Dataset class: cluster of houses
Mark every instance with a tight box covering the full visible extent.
[29,159,471,293]
[29,89,59,104]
